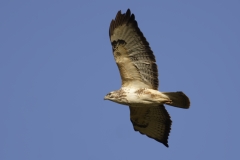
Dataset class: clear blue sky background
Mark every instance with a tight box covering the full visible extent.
[1,0,239,159]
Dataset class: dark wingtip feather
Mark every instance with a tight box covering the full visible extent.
[109,9,134,38]
[126,8,131,16]
[136,115,172,148]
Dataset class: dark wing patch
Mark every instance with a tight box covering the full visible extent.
[109,9,159,90]
[129,105,172,147]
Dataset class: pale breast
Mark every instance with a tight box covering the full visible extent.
[122,88,170,106]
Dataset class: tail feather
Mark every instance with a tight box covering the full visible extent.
[163,91,190,109]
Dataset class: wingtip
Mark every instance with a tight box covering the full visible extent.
[163,142,169,148]
[109,9,134,37]
[146,134,170,148]
[117,10,121,15]
[126,8,131,14]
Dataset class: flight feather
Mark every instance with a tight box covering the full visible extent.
[109,9,159,90]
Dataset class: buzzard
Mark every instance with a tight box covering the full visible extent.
[104,9,190,147]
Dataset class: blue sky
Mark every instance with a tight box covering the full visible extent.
[1,0,240,159]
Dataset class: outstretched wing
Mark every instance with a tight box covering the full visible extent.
[129,105,172,147]
[109,9,159,90]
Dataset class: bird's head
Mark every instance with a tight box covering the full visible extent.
[104,90,127,105]
[104,92,116,101]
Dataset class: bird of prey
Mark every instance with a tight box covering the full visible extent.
[104,9,190,147]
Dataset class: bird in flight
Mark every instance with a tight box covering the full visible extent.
[104,9,190,147]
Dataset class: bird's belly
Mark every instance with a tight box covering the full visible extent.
[124,88,169,107]
[127,94,160,106]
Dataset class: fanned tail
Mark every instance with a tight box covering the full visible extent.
[163,91,190,109]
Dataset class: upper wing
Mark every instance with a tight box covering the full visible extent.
[129,105,172,147]
[109,9,159,90]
